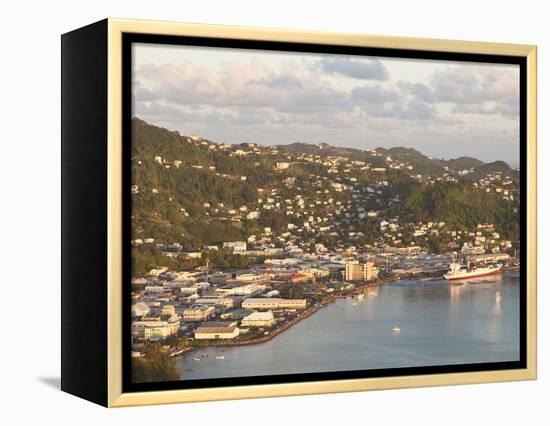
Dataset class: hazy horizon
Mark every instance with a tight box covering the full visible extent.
[134,116,518,169]
[132,43,520,165]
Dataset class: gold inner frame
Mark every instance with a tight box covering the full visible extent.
[106,18,537,407]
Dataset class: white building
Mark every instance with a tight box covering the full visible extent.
[223,241,247,252]
[131,302,149,318]
[275,162,291,170]
[194,297,234,308]
[147,267,168,277]
[242,298,307,310]
[182,306,215,321]
[241,311,275,327]
[132,316,180,341]
[215,283,268,296]
[246,211,261,220]
[195,322,240,340]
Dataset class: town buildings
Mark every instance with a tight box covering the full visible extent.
[182,306,215,321]
[132,316,180,341]
[345,260,380,281]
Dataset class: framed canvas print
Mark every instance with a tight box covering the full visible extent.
[61,18,537,407]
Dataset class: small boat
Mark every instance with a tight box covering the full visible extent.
[392,326,401,333]
[216,355,225,360]
[192,357,201,361]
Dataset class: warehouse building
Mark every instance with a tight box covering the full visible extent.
[194,321,240,340]
[241,298,307,310]
[241,311,275,327]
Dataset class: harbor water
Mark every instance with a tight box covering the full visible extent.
[175,272,520,380]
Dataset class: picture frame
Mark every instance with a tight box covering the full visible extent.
[61,18,537,407]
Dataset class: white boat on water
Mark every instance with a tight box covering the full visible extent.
[444,261,502,281]
[392,326,401,333]
[192,357,201,361]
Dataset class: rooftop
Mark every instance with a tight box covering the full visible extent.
[243,311,274,321]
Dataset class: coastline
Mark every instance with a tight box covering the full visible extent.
[172,270,520,380]
[171,268,519,363]
[172,278,390,361]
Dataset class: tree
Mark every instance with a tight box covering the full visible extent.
[131,343,180,383]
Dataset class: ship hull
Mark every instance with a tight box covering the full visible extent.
[444,266,502,281]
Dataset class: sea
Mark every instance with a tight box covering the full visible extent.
[175,271,520,380]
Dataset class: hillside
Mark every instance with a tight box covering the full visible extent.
[131,118,520,257]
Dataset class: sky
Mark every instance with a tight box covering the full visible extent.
[132,43,520,165]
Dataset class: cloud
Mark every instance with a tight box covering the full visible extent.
[351,84,401,104]
[350,84,436,120]
[316,57,389,80]
[428,65,519,117]
[135,61,353,116]
[396,81,436,102]
[452,99,519,118]
[247,75,303,89]
[133,49,519,164]
[363,100,436,121]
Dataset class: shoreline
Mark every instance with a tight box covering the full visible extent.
[172,278,390,360]
[171,268,519,362]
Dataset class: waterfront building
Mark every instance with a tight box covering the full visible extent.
[194,322,240,340]
[132,316,180,341]
[461,244,485,255]
[182,306,215,321]
[345,260,379,281]
[242,298,307,310]
[194,297,235,308]
[241,311,275,327]
[220,309,253,321]
[466,253,510,264]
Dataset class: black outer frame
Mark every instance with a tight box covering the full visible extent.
[121,34,528,394]
[61,19,109,406]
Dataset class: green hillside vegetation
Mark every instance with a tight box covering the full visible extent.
[394,181,519,240]
[277,143,516,181]
[131,118,520,267]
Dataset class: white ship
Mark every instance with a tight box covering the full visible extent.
[444,261,502,281]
